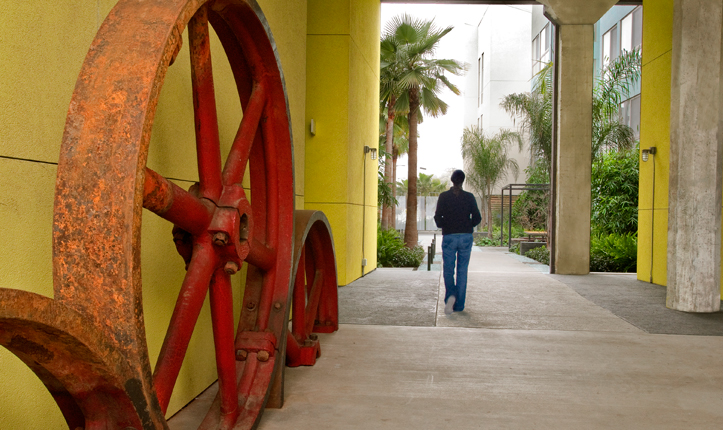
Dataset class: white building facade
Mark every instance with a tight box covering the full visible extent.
[463,6,535,193]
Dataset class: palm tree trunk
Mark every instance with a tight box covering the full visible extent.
[478,192,487,232]
[381,97,396,230]
[404,87,419,248]
[392,151,398,229]
[486,184,493,235]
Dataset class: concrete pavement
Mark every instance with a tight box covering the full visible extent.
[170,244,723,429]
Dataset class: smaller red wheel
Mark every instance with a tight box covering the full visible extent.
[286,211,339,368]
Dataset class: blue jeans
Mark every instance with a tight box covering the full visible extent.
[442,233,473,311]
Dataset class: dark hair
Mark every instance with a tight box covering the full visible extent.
[451,169,465,185]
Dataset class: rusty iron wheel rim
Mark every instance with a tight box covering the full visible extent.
[48,0,295,428]
[285,211,339,368]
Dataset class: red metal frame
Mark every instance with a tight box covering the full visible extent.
[286,211,340,368]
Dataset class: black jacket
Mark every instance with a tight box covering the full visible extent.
[434,187,482,235]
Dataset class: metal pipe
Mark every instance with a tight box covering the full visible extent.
[500,187,504,245]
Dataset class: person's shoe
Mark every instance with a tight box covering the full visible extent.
[445,296,456,315]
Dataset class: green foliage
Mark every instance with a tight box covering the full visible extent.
[461,126,523,230]
[382,15,465,246]
[475,236,501,247]
[524,245,550,265]
[521,234,637,272]
[475,223,525,247]
[591,147,639,235]
[417,173,448,196]
[500,63,553,173]
[381,14,465,119]
[593,49,642,159]
[501,49,642,174]
[397,173,447,197]
[491,222,526,239]
[396,179,407,196]
[377,146,397,209]
[377,226,425,267]
[511,163,550,231]
[378,170,397,209]
[590,233,638,272]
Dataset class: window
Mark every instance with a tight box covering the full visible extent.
[620,95,641,139]
[603,25,619,67]
[532,25,551,75]
[477,57,481,106]
[532,35,540,75]
[621,6,643,53]
[478,114,483,130]
[540,24,551,64]
[479,53,484,105]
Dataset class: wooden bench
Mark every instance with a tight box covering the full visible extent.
[523,231,547,242]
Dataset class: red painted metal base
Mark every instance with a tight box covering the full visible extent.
[286,211,339,368]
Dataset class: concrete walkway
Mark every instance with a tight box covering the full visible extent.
[170,244,723,429]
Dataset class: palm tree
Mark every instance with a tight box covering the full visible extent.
[380,33,406,230]
[417,173,448,196]
[396,179,408,196]
[390,115,409,229]
[461,126,523,231]
[500,49,641,237]
[383,14,465,248]
[592,49,642,159]
[378,106,410,229]
[501,48,642,172]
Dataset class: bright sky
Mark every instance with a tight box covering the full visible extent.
[381,3,487,183]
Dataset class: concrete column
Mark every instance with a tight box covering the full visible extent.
[551,24,594,274]
[539,0,618,274]
[667,0,723,312]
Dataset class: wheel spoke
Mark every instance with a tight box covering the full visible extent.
[223,84,266,186]
[189,5,223,201]
[236,357,259,408]
[292,249,306,340]
[246,238,276,272]
[142,167,213,235]
[305,270,324,335]
[209,269,239,425]
[256,267,277,332]
[153,241,216,414]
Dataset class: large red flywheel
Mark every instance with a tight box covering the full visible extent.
[0,1,341,429]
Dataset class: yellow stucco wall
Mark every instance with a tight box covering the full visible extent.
[0,0,308,426]
[637,0,673,286]
[305,0,380,285]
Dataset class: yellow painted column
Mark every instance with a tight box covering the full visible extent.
[305,0,381,285]
[637,0,673,286]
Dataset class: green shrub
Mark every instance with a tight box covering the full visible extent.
[518,235,636,271]
[590,232,637,272]
[591,147,639,235]
[475,236,501,247]
[491,223,526,241]
[390,245,425,267]
[524,245,550,265]
[377,226,425,267]
[512,162,550,231]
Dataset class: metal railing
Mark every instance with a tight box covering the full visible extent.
[500,183,550,250]
[427,233,437,271]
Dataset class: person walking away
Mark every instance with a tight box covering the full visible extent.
[434,170,482,314]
